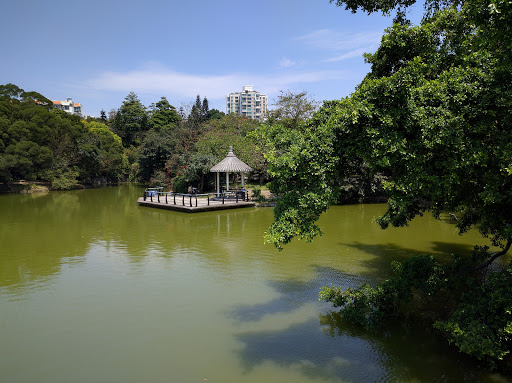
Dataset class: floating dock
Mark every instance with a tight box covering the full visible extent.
[137,191,255,213]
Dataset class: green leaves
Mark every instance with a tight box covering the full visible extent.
[86,121,126,180]
[112,92,148,147]
[434,267,512,367]
[263,0,512,250]
[260,0,512,368]
[147,97,181,130]
[0,84,130,186]
[320,255,447,330]
[267,90,319,129]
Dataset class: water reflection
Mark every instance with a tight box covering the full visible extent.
[1,186,510,382]
[233,268,491,383]
[0,192,92,293]
[231,265,377,381]
[345,240,476,261]
[0,186,495,295]
[231,266,359,323]
[238,318,389,381]
[320,312,488,382]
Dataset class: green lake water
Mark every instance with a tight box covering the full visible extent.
[1,185,510,382]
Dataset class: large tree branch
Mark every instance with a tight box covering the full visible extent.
[471,239,512,273]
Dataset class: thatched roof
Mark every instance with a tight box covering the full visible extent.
[210,146,253,173]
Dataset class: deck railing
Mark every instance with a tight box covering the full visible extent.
[143,189,250,206]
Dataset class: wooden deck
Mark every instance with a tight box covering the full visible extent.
[137,195,255,213]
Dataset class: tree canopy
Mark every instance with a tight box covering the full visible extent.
[261,0,512,367]
[0,84,127,188]
[112,92,148,147]
[267,90,320,129]
[148,97,181,130]
[266,0,512,253]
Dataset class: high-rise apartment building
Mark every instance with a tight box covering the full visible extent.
[226,86,268,121]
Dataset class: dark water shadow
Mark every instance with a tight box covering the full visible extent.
[231,266,388,381]
[318,311,494,382]
[232,267,500,383]
[429,241,476,256]
[338,241,477,281]
[237,318,390,382]
[237,316,489,382]
[230,265,359,322]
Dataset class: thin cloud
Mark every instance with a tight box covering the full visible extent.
[278,57,296,69]
[85,64,352,102]
[87,68,241,99]
[295,29,382,61]
[324,48,370,63]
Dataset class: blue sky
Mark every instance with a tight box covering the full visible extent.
[1,0,422,117]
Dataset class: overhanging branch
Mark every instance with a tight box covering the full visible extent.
[471,239,512,272]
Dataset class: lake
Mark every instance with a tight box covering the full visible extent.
[0,185,509,382]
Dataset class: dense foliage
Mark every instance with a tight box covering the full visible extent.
[0,84,126,188]
[0,83,267,191]
[266,90,320,130]
[261,0,512,368]
[111,92,148,147]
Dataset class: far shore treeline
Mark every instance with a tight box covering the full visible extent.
[0,85,271,192]
[0,86,331,196]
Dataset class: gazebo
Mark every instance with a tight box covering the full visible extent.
[210,146,253,196]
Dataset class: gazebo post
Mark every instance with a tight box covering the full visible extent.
[226,171,230,191]
[216,172,220,197]
[241,172,245,188]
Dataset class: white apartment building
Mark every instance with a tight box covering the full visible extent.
[52,97,83,117]
[226,86,268,121]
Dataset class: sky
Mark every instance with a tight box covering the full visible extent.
[1,0,423,117]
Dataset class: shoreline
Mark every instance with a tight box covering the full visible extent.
[0,181,128,194]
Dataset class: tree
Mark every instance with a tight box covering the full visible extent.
[262,0,512,367]
[268,90,320,129]
[194,114,267,184]
[148,97,181,130]
[180,153,218,192]
[108,109,116,121]
[206,109,225,120]
[0,84,87,185]
[0,83,131,188]
[3,140,52,181]
[85,121,127,180]
[201,97,209,119]
[195,114,262,165]
[112,92,148,147]
[137,128,176,182]
[0,83,24,101]
[188,95,209,128]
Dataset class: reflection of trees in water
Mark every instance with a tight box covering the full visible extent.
[0,185,271,291]
[0,187,503,381]
[238,318,389,381]
[0,191,92,292]
[0,185,157,291]
[232,266,388,381]
[230,266,360,322]
[0,186,486,292]
[0,185,266,292]
[319,311,492,382]
[232,265,488,382]
[339,241,482,282]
